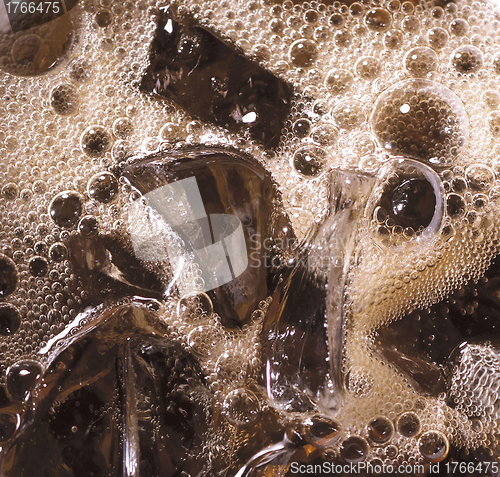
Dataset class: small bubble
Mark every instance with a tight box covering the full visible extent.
[304,9,319,24]
[293,146,328,177]
[29,256,48,277]
[368,416,394,444]
[6,361,42,401]
[329,13,345,28]
[465,164,495,191]
[0,255,18,298]
[350,3,364,17]
[88,172,119,203]
[451,46,483,73]
[111,140,133,161]
[49,191,83,228]
[1,183,19,200]
[333,29,352,47]
[81,126,111,157]
[482,90,500,109]
[49,243,68,262]
[397,412,421,437]
[402,15,420,32]
[311,124,339,145]
[0,304,21,336]
[95,10,113,27]
[177,293,213,319]
[354,56,382,80]
[340,436,369,463]
[404,47,438,77]
[78,216,99,237]
[306,416,341,447]
[292,118,311,138]
[447,194,466,218]
[365,9,392,32]
[50,84,78,115]
[325,69,353,95]
[288,39,318,67]
[419,431,449,462]
[69,58,91,83]
[449,19,469,37]
[384,29,403,49]
[188,325,223,358]
[331,100,365,130]
[112,118,133,139]
[428,27,448,50]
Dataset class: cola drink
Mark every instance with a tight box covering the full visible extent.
[2,0,500,475]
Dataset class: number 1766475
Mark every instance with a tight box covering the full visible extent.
[5,2,61,14]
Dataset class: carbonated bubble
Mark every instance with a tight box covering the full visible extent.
[49,191,83,228]
[368,417,393,444]
[292,118,311,138]
[311,124,338,145]
[95,10,113,27]
[81,126,111,157]
[465,164,495,191]
[6,361,42,401]
[354,56,381,80]
[365,9,392,32]
[419,431,449,462]
[50,84,78,115]
[111,140,133,161]
[329,13,345,28]
[0,304,21,336]
[371,79,468,165]
[68,58,91,83]
[447,193,466,218]
[293,146,328,177]
[449,19,469,36]
[112,118,133,139]
[159,123,181,141]
[488,111,500,136]
[188,325,223,358]
[402,15,420,32]
[28,256,48,277]
[340,436,368,463]
[404,47,438,77]
[0,255,18,298]
[288,39,318,67]
[1,183,18,200]
[451,46,483,73]
[49,243,68,262]
[222,389,260,426]
[384,30,403,49]
[331,100,365,130]
[306,416,340,447]
[427,27,448,49]
[78,216,99,237]
[397,412,420,437]
[87,172,119,203]
[325,69,353,95]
